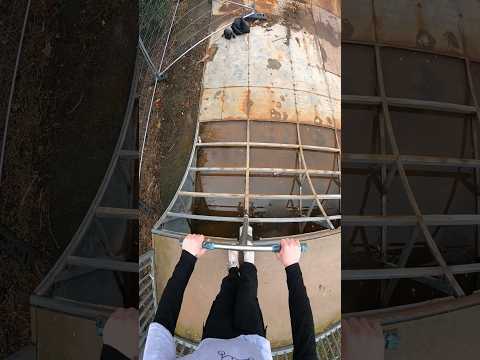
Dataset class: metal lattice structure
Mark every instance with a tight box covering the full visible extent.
[31,61,139,321]
[142,1,341,357]
[139,250,157,348]
[150,0,342,247]
[152,118,341,246]
[342,0,480,304]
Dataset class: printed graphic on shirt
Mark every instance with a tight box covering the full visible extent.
[218,350,254,360]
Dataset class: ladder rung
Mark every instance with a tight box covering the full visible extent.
[118,149,140,159]
[189,167,340,176]
[178,191,341,200]
[196,141,340,153]
[96,207,139,219]
[167,212,341,223]
[67,256,138,272]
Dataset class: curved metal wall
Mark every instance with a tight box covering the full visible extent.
[342,0,480,311]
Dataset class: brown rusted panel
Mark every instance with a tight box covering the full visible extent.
[312,4,341,75]
[342,0,376,42]
[344,0,480,61]
[374,0,465,57]
[249,87,297,123]
[222,87,250,120]
[254,0,280,14]
[200,121,247,142]
[252,0,340,17]
[459,0,480,61]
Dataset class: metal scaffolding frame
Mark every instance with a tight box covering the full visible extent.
[141,2,342,355]
[139,250,157,349]
[30,61,140,319]
[152,117,341,246]
[342,38,480,301]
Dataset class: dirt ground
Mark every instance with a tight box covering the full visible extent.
[0,0,136,356]
[139,0,209,254]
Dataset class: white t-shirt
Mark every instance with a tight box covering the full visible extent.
[143,323,273,360]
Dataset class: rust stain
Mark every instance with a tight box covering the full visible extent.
[219,2,243,13]
[198,149,209,165]
[319,45,328,63]
[444,31,460,50]
[205,44,218,63]
[342,18,354,40]
[282,1,310,32]
[234,89,252,117]
[415,2,436,49]
[416,29,436,49]
[254,0,278,14]
[267,58,282,70]
[314,16,340,48]
[271,108,282,120]
[284,26,292,46]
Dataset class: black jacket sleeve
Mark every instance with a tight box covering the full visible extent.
[100,344,129,360]
[286,263,317,360]
[153,250,197,335]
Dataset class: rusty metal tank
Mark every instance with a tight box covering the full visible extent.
[342,1,480,358]
[152,0,341,352]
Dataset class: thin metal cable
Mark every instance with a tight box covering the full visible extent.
[0,0,31,186]
[139,0,180,177]
[159,0,181,73]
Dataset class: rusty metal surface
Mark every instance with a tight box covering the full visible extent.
[149,0,341,350]
[201,6,340,127]
[174,0,341,233]
[193,0,341,226]
[343,0,480,61]
[342,0,480,313]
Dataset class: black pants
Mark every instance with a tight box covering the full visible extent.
[202,262,266,340]
[153,250,317,359]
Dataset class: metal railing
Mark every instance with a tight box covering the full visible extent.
[139,250,158,349]
[342,38,480,301]
[31,59,140,322]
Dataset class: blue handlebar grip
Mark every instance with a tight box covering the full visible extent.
[202,241,215,250]
[272,243,308,253]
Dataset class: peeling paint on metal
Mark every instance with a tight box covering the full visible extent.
[343,0,480,60]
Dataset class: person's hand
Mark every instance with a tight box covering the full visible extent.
[342,317,384,360]
[276,238,301,267]
[103,308,139,359]
[182,233,207,258]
